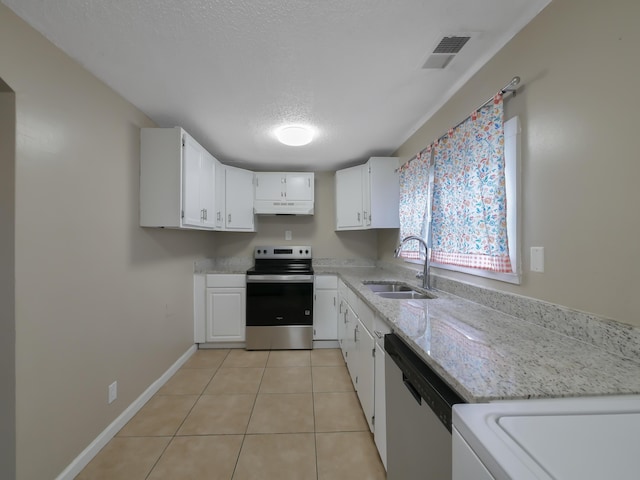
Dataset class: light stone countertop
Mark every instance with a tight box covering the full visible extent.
[315,266,640,403]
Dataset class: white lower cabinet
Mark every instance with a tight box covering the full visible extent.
[337,279,390,471]
[204,274,246,343]
[373,315,391,470]
[314,275,338,340]
[355,317,375,432]
[374,341,387,469]
[337,279,350,362]
[344,303,358,387]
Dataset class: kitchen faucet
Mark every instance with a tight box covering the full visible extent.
[394,235,431,290]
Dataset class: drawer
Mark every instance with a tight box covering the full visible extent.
[206,274,246,288]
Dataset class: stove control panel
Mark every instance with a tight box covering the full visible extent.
[254,246,312,259]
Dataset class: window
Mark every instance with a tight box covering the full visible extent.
[430,115,520,284]
[398,105,521,284]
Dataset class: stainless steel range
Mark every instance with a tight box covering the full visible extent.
[245,246,314,350]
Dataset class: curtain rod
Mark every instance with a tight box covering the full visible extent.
[441,76,521,141]
[399,76,521,171]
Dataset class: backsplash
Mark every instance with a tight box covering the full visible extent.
[313,257,376,268]
[376,261,640,362]
[194,257,253,273]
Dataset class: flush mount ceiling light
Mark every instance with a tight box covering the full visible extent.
[275,125,314,146]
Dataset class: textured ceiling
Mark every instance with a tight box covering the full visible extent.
[3,0,550,171]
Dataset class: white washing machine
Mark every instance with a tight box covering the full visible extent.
[452,395,640,480]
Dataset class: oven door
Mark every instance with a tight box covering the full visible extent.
[245,274,314,349]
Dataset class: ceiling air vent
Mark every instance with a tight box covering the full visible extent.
[422,35,471,69]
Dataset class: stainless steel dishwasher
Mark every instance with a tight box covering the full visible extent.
[385,333,465,480]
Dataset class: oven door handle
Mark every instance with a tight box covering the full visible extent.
[246,275,314,283]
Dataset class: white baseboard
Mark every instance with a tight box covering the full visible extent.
[55,344,197,480]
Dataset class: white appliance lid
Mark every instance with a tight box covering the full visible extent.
[498,412,640,479]
[453,395,640,480]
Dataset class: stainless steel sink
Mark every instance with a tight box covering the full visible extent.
[365,283,413,293]
[363,281,436,300]
[377,291,432,300]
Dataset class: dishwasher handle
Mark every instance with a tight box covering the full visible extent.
[402,373,422,405]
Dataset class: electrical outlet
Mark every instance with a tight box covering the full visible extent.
[108,381,117,404]
[285,230,292,240]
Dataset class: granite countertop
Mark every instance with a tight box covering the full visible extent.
[315,266,640,403]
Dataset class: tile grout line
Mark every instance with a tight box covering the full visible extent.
[230,350,270,479]
[83,349,371,479]
[143,349,232,479]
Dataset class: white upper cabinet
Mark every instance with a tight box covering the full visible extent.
[214,159,226,230]
[223,165,255,231]
[140,127,254,232]
[182,136,216,228]
[254,172,314,214]
[335,165,365,229]
[140,127,216,230]
[335,157,400,231]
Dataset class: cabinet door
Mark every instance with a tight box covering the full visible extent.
[355,319,375,432]
[206,287,246,342]
[367,157,400,228]
[182,133,204,227]
[214,159,226,229]
[200,151,215,228]
[337,298,348,361]
[374,342,387,469]
[225,166,255,231]
[254,172,284,201]
[362,165,372,227]
[345,305,358,386]
[314,289,337,340]
[285,173,314,201]
[335,165,364,229]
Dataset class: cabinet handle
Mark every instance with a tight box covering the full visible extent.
[204,209,208,220]
[308,178,311,187]
[357,212,361,222]
[333,296,336,306]
[228,214,231,223]
[354,324,358,342]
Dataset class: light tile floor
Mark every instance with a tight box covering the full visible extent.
[76,348,386,479]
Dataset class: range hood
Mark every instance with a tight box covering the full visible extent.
[253,172,315,215]
[253,199,314,215]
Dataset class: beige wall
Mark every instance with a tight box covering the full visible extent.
[0,6,217,479]
[381,0,640,326]
[0,86,16,479]
[214,171,378,260]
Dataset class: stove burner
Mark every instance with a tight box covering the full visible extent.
[247,245,313,275]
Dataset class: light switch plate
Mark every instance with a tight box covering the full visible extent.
[531,247,544,273]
